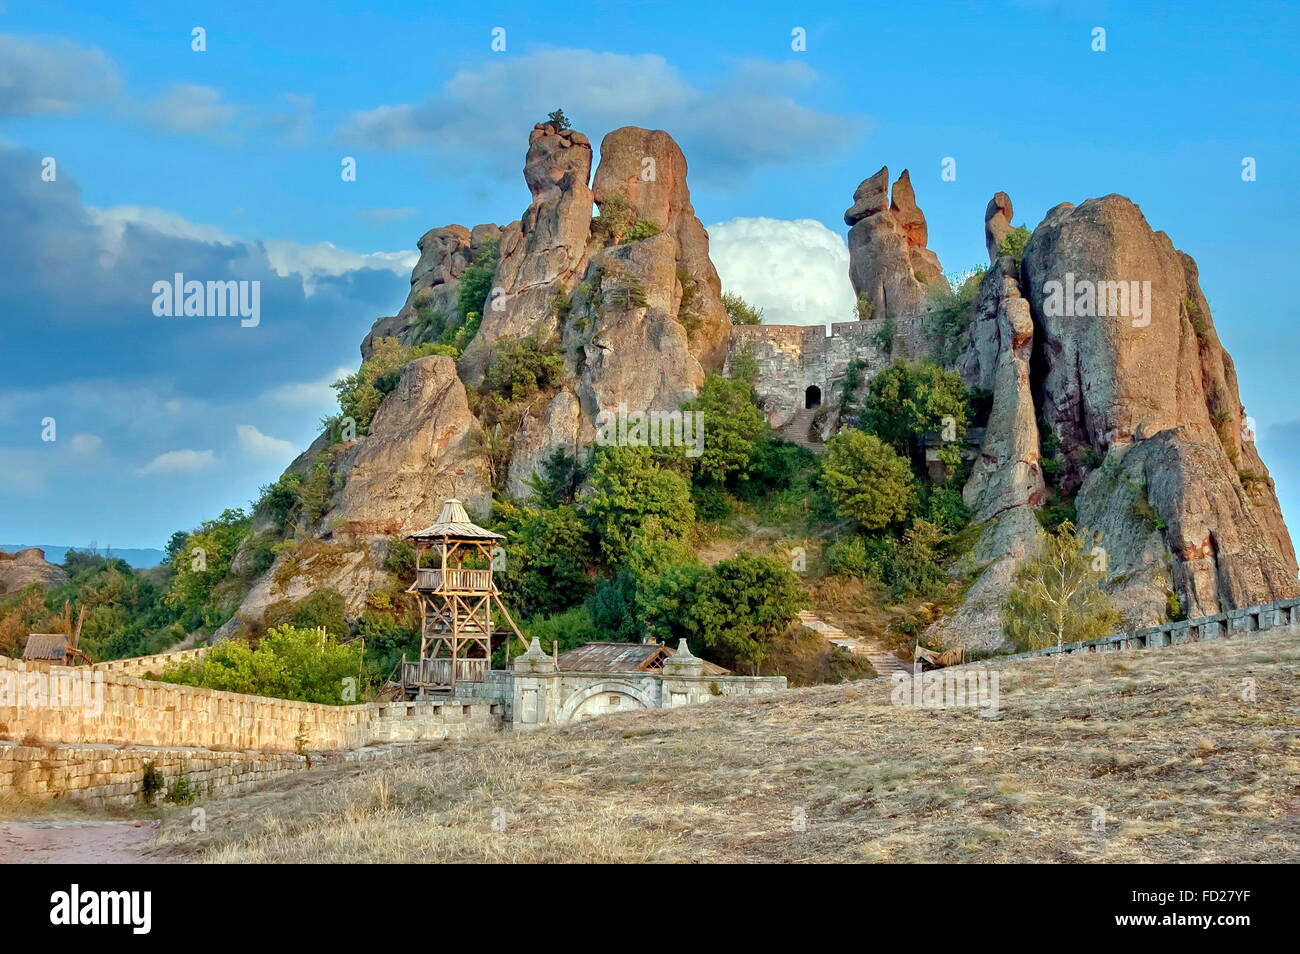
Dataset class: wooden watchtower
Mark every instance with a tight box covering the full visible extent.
[402,499,526,697]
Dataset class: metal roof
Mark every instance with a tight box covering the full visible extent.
[23,633,69,661]
[407,499,504,542]
[555,641,730,675]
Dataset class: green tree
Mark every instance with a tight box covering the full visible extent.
[164,508,251,622]
[723,291,764,325]
[684,374,768,484]
[690,553,805,669]
[997,225,1031,264]
[584,446,695,566]
[160,624,366,704]
[524,447,587,508]
[1003,520,1120,654]
[860,361,969,465]
[820,430,917,530]
[494,503,593,618]
[546,108,572,130]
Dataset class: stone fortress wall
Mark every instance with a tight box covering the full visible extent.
[725,320,888,429]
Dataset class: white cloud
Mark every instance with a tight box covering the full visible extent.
[0,34,121,116]
[137,83,239,136]
[260,367,351,410]
[261,240,417,292]
[86,204,416,292]
[139,449,214,475]
[706,217,855,326]
[236,424,296,459]
[69,433,103,454]
[338,49,862,182]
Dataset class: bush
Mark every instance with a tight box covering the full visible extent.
[997,225,1031,264]
[524,605,600,655]
[691,553,805,669]
[164,508,251,625]
[826,535,871,577]
[523,447,587,508]
[723,291,764,325]
[160,624,366,704]
[859,361,970,466]
[820,430,917,531]
[482,334,564,404]
[584,446,695,567]
[925,269,985,365]
[683,374,769,485]
[264,588,349,638]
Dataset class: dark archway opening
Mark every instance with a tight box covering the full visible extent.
[805,385,822,409]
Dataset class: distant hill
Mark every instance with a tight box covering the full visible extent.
[1,544,166,569]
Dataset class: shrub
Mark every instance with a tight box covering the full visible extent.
[925,269,985,365]
[683,374,769,485]
[264,588,349,638]
[859,361,970,465]
[524,447,587,508]
[524,605,601,655]
[723,291,764,325]
[258,472,303,530]
[546,108,571,130]
[820,430,917,531]
[160,624,366,704]
[141,761,164,806]
[826,535,871,577]
[482,334,564,404]
[584,446,695,567]
[691,553,805,669]
[164,508,251,623]
[996,225,1031,264]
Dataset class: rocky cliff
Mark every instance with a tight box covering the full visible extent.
[0,548,68,595]
[220,123,1295,648]
[930,193,1298,650]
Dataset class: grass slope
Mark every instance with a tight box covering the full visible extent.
[155,631,1299,863]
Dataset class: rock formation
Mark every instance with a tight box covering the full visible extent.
[503,125,731,495]
[984,192,1013,263]
[361,223,501,360]
[0,548,68,595]
[459,122,595,378]
[932,193,1298,650]
[845,167,946,358]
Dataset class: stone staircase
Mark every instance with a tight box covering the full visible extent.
[778,407,826,455]
[796,610,910,678]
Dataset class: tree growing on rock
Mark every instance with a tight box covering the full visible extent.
[1002,520,1120,655]
[546,108,572,130]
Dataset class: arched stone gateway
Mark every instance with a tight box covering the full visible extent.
[555,680,658,723]
[805,385,822,409]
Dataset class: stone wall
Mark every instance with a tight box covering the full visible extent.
[91,646,209,678]
[964,596,1300,666]
[0,740,395,808]
[726,321,888,429]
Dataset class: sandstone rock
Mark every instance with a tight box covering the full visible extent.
[502,127,729,494]
[845,166,946,358]
[590,125,731,370]
[984,192,1013,263]
[325,355,491,537]
[0,548,68,595]
[461,123,594,377]
[360,223,501,360]
[936,193,1297,647]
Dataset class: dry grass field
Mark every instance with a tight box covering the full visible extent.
[152,631,1299,864]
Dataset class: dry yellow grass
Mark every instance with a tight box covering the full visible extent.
[153,631,1300,863]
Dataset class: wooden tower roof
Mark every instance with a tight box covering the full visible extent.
[407,499,504,543]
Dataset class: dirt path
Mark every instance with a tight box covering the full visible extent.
[0,819,160,864]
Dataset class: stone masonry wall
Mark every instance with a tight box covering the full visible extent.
[726,321,888,429]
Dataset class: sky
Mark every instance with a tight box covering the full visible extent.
[2,0,1299,551]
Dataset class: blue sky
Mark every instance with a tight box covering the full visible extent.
[2,0,1299,550]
